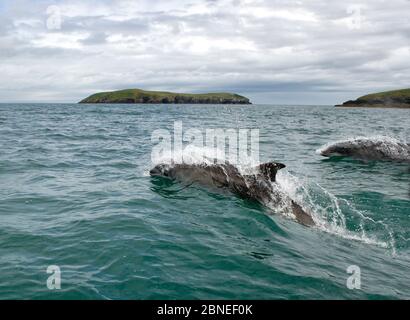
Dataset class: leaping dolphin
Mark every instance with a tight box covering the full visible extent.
[150,161,315,227]
[318,137,410,163]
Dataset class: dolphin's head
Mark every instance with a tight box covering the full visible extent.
[150,164,172,177]
[319,143,353,158]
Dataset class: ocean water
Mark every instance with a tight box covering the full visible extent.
[0,103,409,300]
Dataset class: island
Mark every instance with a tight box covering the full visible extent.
[336,88,410,108]
[79,88,251,104]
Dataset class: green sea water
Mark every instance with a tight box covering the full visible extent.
[0,103,409,299]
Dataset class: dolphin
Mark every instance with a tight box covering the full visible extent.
[318,137,410,163]
[150,161,315,227]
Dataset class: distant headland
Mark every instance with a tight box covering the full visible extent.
[79,88,251,104]
[336,88,410,108]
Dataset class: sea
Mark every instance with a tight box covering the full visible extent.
[0,103,409,299]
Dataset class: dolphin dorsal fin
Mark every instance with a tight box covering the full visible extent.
[257,162,286,182]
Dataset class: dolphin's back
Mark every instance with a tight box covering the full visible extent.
[167,163,242,188]
[168,163,277,201]
[151,161,315,227]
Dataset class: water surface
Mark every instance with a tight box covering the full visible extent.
[0,103,409,299]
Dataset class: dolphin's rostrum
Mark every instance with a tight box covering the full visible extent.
[150,161,315,227]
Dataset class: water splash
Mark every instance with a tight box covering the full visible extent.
[150,146,397,252]
[150,145,257,172]
[276,170,396,252]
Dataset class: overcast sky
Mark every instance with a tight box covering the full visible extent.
[0,0,409,104]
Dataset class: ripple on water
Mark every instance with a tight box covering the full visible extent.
[0,103,409,299]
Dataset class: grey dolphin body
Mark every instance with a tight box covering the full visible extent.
[150,162,315,227]
[318,137,410,162]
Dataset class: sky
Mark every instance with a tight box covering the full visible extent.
[0,0,409,104]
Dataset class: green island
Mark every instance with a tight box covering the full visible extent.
[336,88,410,108]
[79,88,251,104]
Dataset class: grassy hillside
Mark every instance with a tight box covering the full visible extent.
[359,88,410,100]
[79,88,251,104]
[338,88,410,108]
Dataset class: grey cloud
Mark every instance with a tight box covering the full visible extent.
[0,0,409,103]
[80,31,108,45]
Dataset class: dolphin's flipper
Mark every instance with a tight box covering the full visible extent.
[256,162,286,182]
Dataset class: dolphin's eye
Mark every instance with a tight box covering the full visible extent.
[338,147,350,155]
